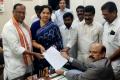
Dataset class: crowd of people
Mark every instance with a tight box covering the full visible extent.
[0,0,120,80]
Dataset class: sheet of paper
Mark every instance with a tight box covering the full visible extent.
[43,46,68,70]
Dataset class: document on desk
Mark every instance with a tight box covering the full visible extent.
[43,46,68,70]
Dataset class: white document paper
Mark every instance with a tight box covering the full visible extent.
[43,46,68,70]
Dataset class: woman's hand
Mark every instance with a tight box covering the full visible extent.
[25,50,44,59]
[32,40,45,53]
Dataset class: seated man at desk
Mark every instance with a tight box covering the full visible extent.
[56,43,115,80]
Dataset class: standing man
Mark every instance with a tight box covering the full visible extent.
[60,12,77,58]
[72,5,85,54]
[101,2,120,80]
[77,5,103,62]
[56,43,115,80]
[2,3,42,80]
[74,5,84,23]
[54,0,72,27]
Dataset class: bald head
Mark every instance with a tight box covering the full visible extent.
[89,43,106,61]
[90,43,106,54]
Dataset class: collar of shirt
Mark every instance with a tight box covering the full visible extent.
[19,23,25,28]
[63,25,73,30]
[65,27,72,30]
[107,17,119,27]
[76,18,85,23]
[84,21,94,27]
[59,8,68,12]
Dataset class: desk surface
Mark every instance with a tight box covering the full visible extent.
[27,74,67,80]
[15,68,68,80]
[50,73,67,80]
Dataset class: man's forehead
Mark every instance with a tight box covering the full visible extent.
[84,12,93,15]
[16,5,25,10]
[77,8,84,11]
[90,43,102,50]
[102,10,110,14]
[60,0,65,2]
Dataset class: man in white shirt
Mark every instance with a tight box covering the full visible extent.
[2,3,42,80]
[73,5,84,26]
[101,2,120,80]
[54,0,72,27]
[60,12,77,58]
[76,5,84,22]
[77,5,103,62]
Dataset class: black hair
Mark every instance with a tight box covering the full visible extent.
[84,5,95,15]
[13,3,25,11]
[34,5,41,14]
[101,45,106,54]
[101,1,117,13]
[63,12,74,20]
[59,0,66,3]
[76,5,84,12]
[39,5,52,21]
[39,5,52,14]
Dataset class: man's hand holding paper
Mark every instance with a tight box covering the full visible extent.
[43,46,68,70]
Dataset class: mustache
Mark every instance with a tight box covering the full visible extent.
[89,55,94,59]
[78,13,84,16]
[85,19,91,20]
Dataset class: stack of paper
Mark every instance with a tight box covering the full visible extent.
[43,47,68,70]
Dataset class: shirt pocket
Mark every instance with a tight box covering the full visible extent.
[108,34,116,43]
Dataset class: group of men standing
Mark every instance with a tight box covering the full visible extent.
[55,1,120,80]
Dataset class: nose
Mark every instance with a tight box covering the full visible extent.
[44,13,48,16]
[20,12,25,17]
[85,16,90,19]
[104,16,107,19]
[89,51,92,56]
[89,53,92,56]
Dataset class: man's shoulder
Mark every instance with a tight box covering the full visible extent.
[93,58,111,68]
[60,25,66,29]
[54,9,60,14]
[115,17,120,26]
[2,19,16,35]
[65,8,72,12]
[3,19,13,30]
[76,21,85,29]
[4,19,12,26]
[91,21,103,31]
[93,21,103,28]
[94,21,102,25]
